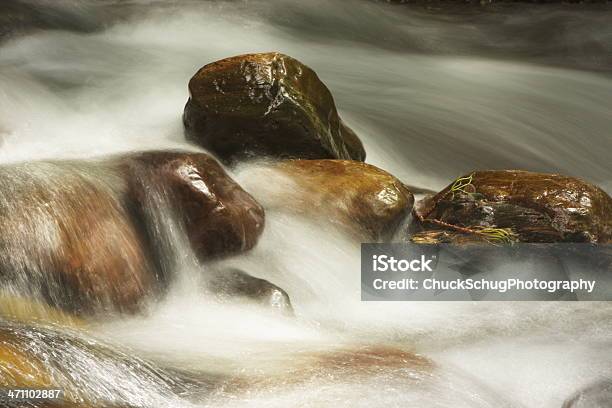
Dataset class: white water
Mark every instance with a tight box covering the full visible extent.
[1,1,612,407]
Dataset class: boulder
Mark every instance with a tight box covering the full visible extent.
[122,151,265,260]
[0,151,265,315]
[183,52,366,164]
[414,170,612,243]
[250,160,413,241]
[208,268,293,315]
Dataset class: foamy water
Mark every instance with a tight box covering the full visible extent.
[1,1,611,407]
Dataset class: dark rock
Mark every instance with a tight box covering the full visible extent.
[563,380,612,408]
[208,268,293,315]
[268,160,414,241]
[415,170,612,243]
[183,52,366,164]
[122,151,265,260]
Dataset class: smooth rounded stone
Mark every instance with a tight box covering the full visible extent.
[121,151,265,260]
[183,52,366,164]
[415,170,612,243]
[208,268,293,315]
[563,380,612,408]
[248,159,414,241]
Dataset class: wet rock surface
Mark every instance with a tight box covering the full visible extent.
[414,170,612,244]
[251,159,414,241]
[183,52,366,164]
[208,268,293,315]
[409,171,612,295]
[122,151,265,260]
[0,322,190,408]
[0,328,53,389]
[229,345,435,396]
[0,151,265,315]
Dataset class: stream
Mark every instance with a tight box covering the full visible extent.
[1,1,612,407]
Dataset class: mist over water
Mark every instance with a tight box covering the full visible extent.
[1,1,612,407]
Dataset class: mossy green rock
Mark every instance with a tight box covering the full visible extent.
[183,52,366,164]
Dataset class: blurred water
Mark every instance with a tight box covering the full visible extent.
[1,1,611,407]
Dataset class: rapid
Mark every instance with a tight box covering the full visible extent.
[1,1,611,407]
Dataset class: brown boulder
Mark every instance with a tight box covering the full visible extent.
[121,151,265,259]
[183,52,366,164]
[0,151,265,315]
[249,160,413,241]
[415,170,612,243]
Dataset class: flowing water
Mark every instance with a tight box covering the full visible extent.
[1,1,612,407]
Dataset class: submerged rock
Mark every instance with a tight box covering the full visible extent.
[183,52,366,164]
[0,329,53,389]
[248,160,414,241]
[208,268,293,315]
[0,322,186,407]
[0,295,84,328]
[235,345,434,394]
[0,161,155,315]
[122,151,265,260]
[414,170,612,244]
